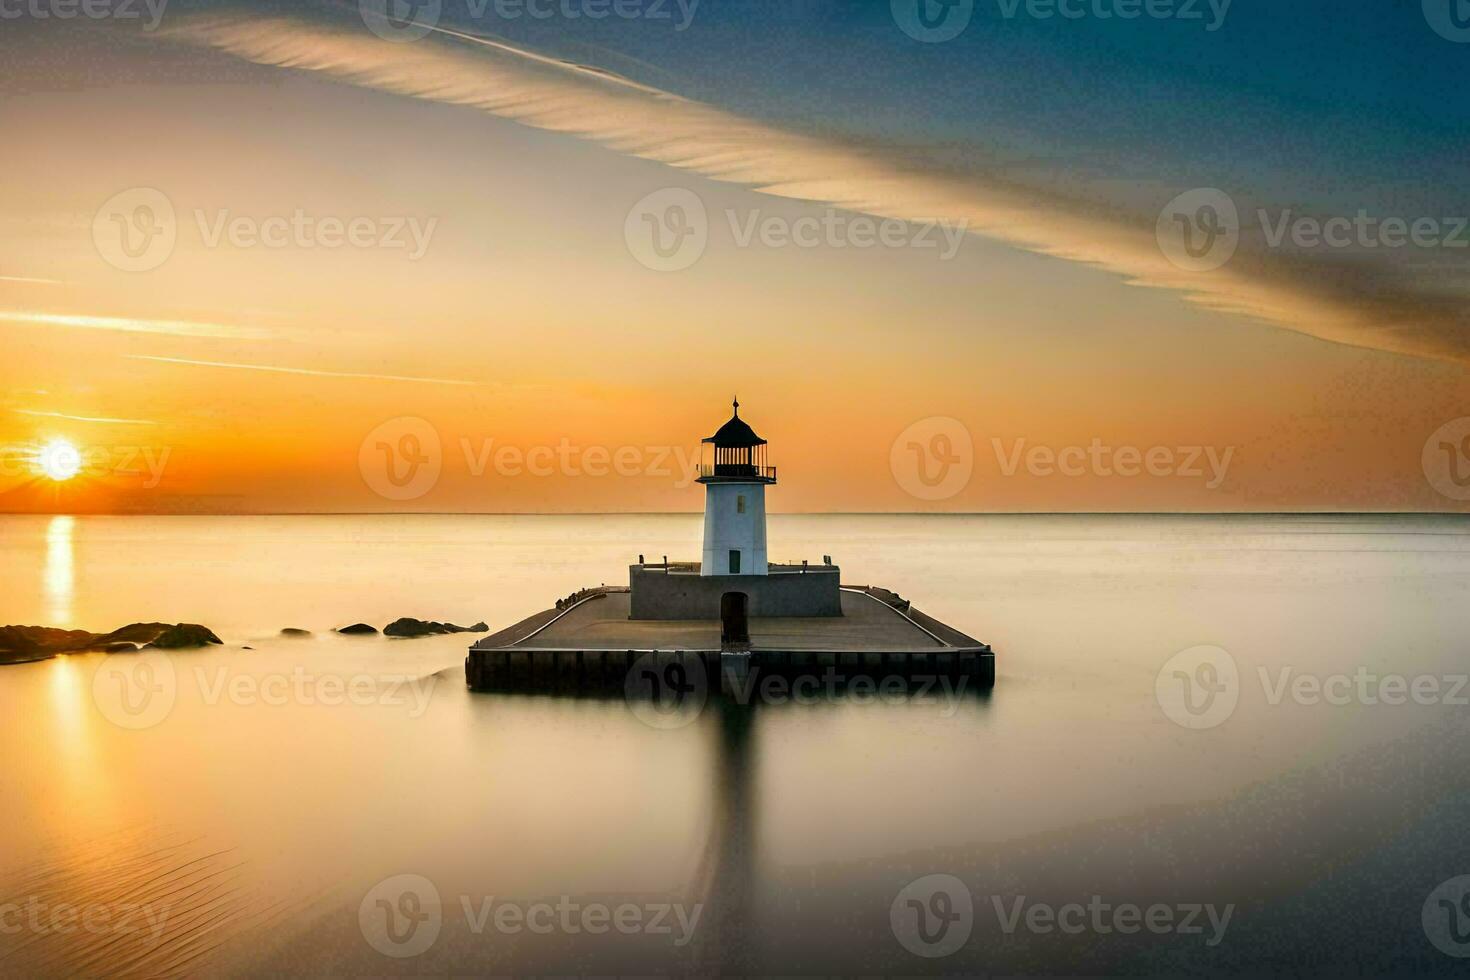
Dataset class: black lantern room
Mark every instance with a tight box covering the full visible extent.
[698,398,777,483]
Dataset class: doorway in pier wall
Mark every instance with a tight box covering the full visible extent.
[721,592,749,645]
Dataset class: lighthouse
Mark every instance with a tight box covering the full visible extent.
[624,400,839,620]
[470,399,995,691]
[697,398,776,576]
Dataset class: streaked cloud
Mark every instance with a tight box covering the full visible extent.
[0,310,269,339]
[165,11,1469,363]
[127,354,481,386]
[14,409,159,425]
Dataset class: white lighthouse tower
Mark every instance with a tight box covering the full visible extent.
[698,398,776,576]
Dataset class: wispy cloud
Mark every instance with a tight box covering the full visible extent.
[0,310,269,339]
[14,409,159,425]
[127,354,481,386]
[165,11,1470,363]
[0,275,66,285]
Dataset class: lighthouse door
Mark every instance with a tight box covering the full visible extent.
[720,592,749,645]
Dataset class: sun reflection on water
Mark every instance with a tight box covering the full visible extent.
[45,514,76,626]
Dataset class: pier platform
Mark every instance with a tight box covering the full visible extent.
[465,586,994,692]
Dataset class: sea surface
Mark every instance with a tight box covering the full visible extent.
[2,513,1469,976]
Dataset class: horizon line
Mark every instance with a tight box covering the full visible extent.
[2,510,1468,518]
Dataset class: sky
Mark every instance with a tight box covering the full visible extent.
[1,0,1468,513]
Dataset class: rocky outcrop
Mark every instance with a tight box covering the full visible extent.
[148,624,223,649]
[280,628,312,637]
[383,618,489,638]
[335,623,378,635]
[0,622,223,664]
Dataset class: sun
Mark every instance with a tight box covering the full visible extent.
[37,438,82,481]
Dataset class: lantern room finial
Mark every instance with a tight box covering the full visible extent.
[733,396,739,415]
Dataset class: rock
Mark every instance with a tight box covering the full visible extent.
[96,622,175,646]
[1,625,94,655]
[1,621,224,663]
[280,628,312,637]
[146,624,224,649]
[383,618,448,637]
[384,618,489,637]
[336,623,378,635]
[241,646,254,650]
[440,622,481,634]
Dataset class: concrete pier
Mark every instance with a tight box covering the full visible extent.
[465,586,994,693]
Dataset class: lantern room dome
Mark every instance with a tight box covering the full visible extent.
[703,399,766,448]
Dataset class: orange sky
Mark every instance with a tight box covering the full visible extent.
[2,18,1468,514]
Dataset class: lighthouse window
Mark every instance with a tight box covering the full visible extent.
[736,494,746,514]
[729,549,741,574]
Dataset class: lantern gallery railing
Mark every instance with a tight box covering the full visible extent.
[697,464,777,480]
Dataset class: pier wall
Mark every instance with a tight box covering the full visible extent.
[629,565,841,619]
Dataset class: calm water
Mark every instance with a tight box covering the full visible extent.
[2,513,1469,976]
